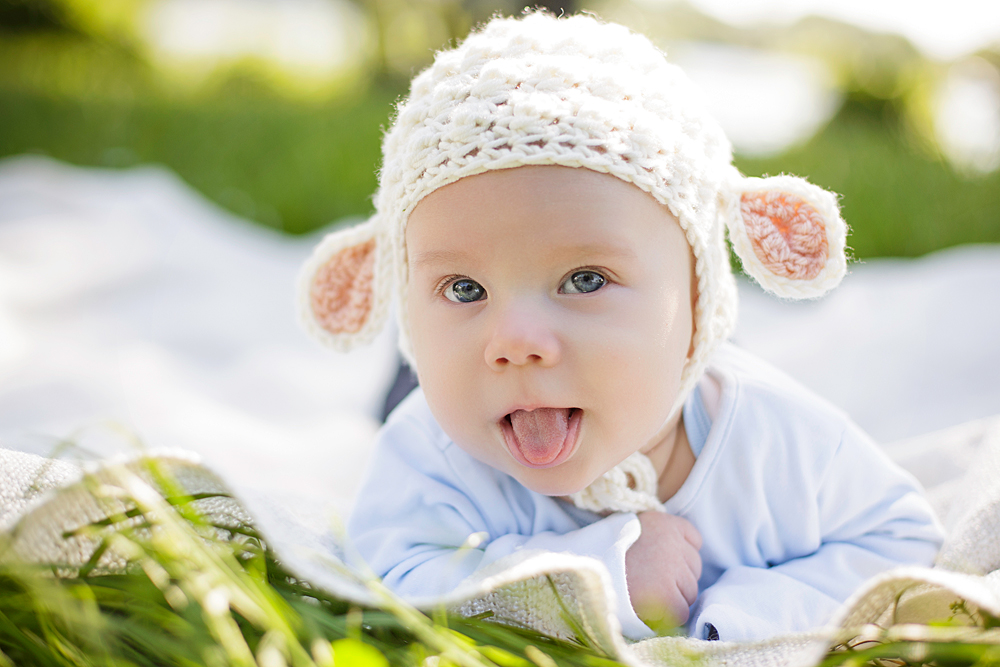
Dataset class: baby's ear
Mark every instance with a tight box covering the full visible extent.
[727,175,848,299]
[297,215,391,351]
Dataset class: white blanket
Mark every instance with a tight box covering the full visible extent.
[2,155,1000,665]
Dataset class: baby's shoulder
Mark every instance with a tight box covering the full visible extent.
[708,344,868,454]
[382,387,449,449]
[377,387,507,483]
[375,387,472,476]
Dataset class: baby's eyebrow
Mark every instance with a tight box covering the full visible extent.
[560,244,638,262]
[410,244,638,268]
[409,249,469,269]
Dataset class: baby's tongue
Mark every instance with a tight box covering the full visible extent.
[509,408,570,465]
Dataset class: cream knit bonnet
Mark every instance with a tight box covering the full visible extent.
[298,12,848,513]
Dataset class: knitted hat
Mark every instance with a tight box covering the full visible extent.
[297,12,848,512]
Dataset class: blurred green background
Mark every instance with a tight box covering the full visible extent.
[1,0,999,258]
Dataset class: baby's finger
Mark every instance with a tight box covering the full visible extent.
[681,542,703,580]
[679,517,703,549]
[668,584,692,624]
[676,565,700,607]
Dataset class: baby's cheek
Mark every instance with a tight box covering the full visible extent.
[421,347,493,443]
[421,364,467,421]
[619,341,685,430]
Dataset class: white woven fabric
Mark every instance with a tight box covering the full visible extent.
[3,415,999,667]
[569,450,664,513]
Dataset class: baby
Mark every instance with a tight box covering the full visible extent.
[298,13,944,642]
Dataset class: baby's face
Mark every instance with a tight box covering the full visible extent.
[406,166,694,496]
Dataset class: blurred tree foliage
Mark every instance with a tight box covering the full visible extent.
[0,0,997,255]
[0,0,69,32]
[738,95,1000,258]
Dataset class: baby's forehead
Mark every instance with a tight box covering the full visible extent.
[404,166,690,269]
[406,165,677,224]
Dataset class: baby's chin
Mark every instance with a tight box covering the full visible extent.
[509,465,602,498]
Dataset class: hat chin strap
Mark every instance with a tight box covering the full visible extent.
[569,450,664,514]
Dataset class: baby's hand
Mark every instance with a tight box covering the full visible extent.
[625,511,702,630]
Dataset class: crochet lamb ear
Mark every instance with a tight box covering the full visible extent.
[297,216,390,351]
[727,175,848,299]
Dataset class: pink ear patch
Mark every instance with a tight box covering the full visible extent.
[740,191,829,280]
[310,239,376,335]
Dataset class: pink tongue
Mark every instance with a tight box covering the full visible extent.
[509,408,570,465]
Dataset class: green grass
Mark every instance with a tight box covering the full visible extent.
[2,458,999,667]
[0,458,628,667]
[0,561,627,667]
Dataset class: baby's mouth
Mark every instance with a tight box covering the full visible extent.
[501,407,582,469]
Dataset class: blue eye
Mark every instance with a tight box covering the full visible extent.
[444,278,487,303]
[561,270,606,294]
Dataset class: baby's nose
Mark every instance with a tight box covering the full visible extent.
[484,307,561,370]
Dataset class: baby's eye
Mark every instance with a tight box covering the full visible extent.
[444,278,487,303]
[561,270,607,294]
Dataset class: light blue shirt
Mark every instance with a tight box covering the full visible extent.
[348,344,944,641]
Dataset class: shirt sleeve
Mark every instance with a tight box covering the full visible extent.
[347,409,654,640]
[688,424,945,642]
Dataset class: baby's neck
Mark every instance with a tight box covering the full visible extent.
[642,417,696,503]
